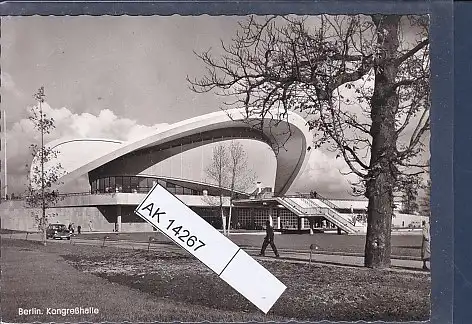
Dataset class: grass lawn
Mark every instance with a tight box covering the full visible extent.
[79,231,423,258]
[1,239,282,323]
[2,237,430,322]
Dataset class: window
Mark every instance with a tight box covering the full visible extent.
[131,177,139,193]
[104,177,110,192]
[137,177,149,193]
[175,186,183,195]
[279,209,298,229]
[167,183,176,194]
[147,178,155,189]
[90,180,97,193]
[110,177,115,191]
[139,177,147,189]
[99,178,105,193]
[304,218,310,229]
[158,179,166,188]
[123,177,131,193]
[183,187,192,195]
[253,209,269,229]
[115,177,123,192]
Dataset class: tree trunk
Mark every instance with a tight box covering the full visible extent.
[227,202,233,235]
[364,15,400,268]
[41,208,47,246]
[228,165,236,236]
[221,210,226,234]
[219,194,226,235]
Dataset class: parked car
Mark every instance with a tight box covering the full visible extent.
[46,223,71,240]
[408,221,422,228]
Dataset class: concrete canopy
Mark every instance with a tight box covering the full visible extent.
[33,108,312,196]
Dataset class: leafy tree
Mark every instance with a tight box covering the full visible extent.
[189,14,430,268]
[25,87,64,245]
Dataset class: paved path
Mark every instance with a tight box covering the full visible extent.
[3,233,425,272]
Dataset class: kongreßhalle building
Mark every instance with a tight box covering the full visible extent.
[1,108,425,234]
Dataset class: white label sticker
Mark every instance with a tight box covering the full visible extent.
[134,183,286,313]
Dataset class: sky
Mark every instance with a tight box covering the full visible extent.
[0,15,429,199]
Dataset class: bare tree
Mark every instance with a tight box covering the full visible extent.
[25,87,64,245]
[189,14,430,268]
[227,141,256,235]
[205,141,256,235]
[205,144,230,234]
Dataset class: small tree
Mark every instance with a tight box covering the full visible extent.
[25,87,64,245]
[227,141,256,235]
[205,144,229,234]
[205,141,255,235]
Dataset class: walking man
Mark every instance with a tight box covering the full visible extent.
[421,220,431,270]
[259,220,280,257]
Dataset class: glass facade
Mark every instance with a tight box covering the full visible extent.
[90,176,201,195]
[91,176,248,198]
[237,208,252,229]
[253,208,270,229]
[278,209,299,229]
[235,208,300,230]
[89,177,341,231]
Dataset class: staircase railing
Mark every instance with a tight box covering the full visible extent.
[290,194,357,233]
[292,191,341,211]
[279,197,325,216]
[314,193,341,210]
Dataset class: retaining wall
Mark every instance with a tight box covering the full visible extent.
[0,200,153,232]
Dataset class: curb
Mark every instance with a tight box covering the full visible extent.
[250,254,429,274]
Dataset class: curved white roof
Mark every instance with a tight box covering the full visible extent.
[33,108,312,196]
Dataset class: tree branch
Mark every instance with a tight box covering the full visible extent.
[395,38,429,66]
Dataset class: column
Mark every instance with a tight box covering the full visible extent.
[276,209,281,229]
[300,217,305,229]
[116,205,122,232]
[268,207,273,227]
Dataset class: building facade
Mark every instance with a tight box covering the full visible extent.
[1,108,427,234]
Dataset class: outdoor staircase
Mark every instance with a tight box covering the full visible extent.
[277,196,358,234]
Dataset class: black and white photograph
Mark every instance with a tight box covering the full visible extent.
[1,12,432,322]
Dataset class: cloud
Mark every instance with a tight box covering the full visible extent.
[291,149,361,199]
[1,71,24,98]
[5,103,168,194]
